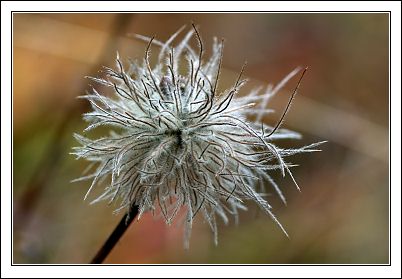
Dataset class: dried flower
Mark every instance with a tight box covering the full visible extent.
[72,25,324,248]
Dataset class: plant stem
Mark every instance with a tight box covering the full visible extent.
[90,204,139,264]
[14,14,134,233]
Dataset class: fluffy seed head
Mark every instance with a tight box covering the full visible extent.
[72,25,324,248]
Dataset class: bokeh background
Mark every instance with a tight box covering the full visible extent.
[13,13,389,264]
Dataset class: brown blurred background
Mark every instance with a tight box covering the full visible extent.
[13,13,389,264]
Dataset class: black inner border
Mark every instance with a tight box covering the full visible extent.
[10,11,392,267]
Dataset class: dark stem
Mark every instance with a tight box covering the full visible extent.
[90,204,139,264]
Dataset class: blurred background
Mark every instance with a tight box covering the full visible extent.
[13,13,389,264]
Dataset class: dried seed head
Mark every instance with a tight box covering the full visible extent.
[72,25,324,248]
